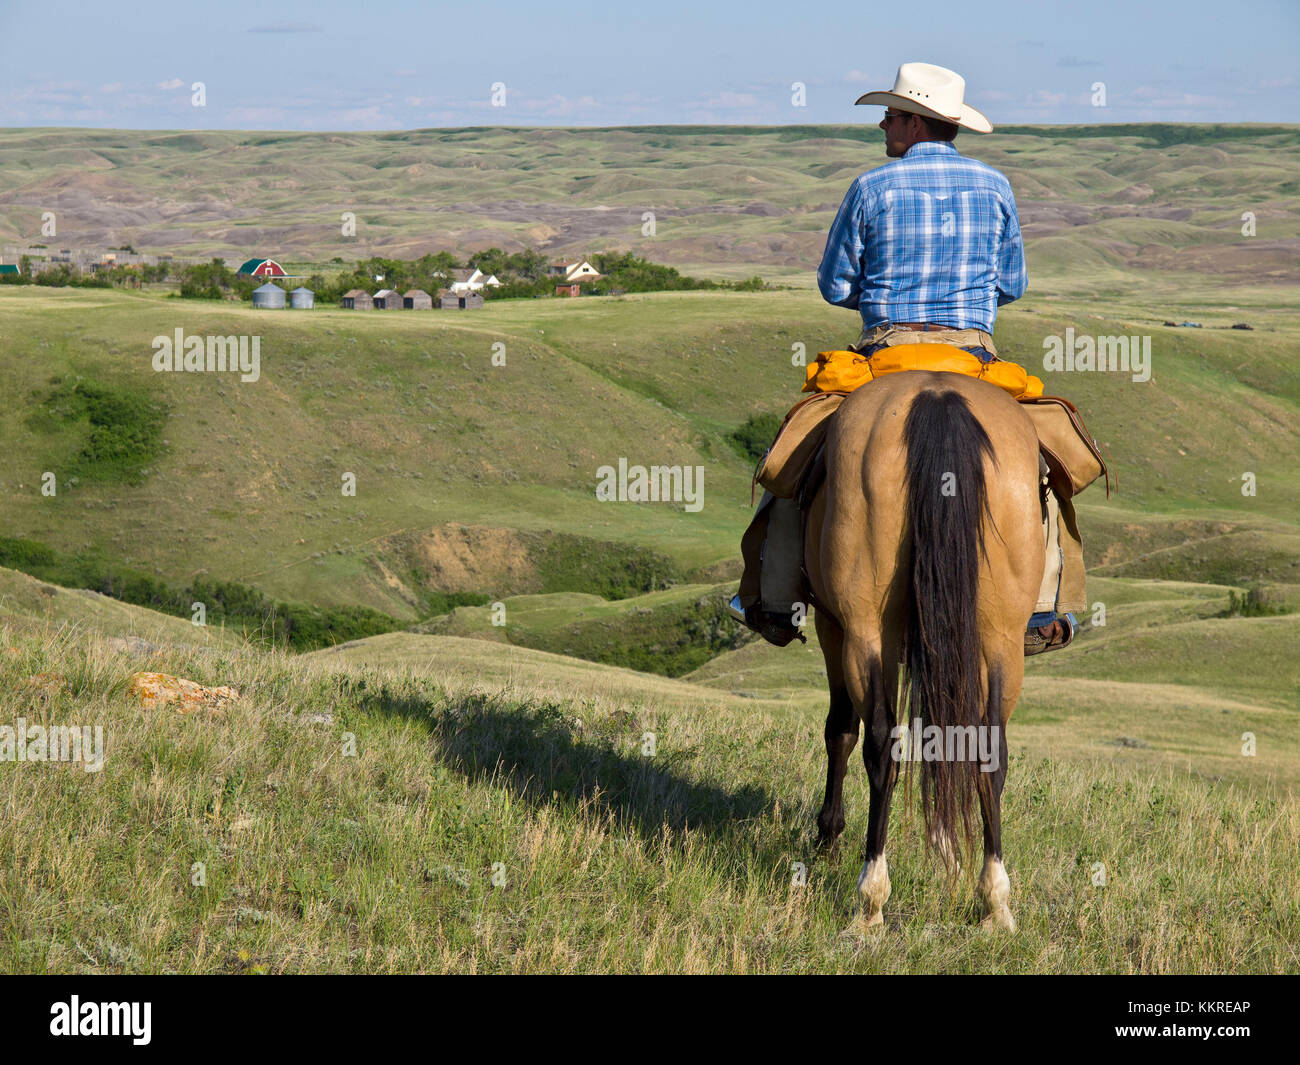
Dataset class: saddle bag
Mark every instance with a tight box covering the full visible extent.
[1017,395,1109,498]
[754,391,846,499]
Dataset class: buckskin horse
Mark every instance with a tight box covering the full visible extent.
[804,370,1044,932]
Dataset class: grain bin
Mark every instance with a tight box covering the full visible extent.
[289,286,314,309]
[252,282,286,309]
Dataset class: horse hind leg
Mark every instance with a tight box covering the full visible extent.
[978,856,1013,932]
[847,638,899,930]
[815,613,860,853]
[976,659,1016,932]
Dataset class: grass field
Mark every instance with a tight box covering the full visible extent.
[1,605,1295,974]
[1,285,1296,616]
[0,124,1297,973]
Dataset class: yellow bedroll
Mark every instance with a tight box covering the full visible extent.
[803,343,1044,399]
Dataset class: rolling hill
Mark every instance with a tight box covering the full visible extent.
[0,124,1296,972]
[1,287,1296,621]
[0,124,1296,290]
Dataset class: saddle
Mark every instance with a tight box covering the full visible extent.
[739,344,1104,636]
[754,344,1109,505]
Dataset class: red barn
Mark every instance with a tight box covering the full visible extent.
[237,258,287,278]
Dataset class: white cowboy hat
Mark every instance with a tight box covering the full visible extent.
[854,62,993,133]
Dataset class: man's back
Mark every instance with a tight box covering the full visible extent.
[818,140,1027,332]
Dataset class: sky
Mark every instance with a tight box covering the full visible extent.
[2,0,1297,129]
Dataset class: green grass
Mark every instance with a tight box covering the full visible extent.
[0,535,403,652]
[1,286,1295,620]
[417,582,751,677]
[1,617,1295,974]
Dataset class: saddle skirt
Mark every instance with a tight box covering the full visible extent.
[803,342,1044,399]
[758,343,1107,502]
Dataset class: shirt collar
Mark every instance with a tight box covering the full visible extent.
[903,140,959,159]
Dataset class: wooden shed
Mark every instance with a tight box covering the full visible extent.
[439,292,483,310]
[403,289,433,310]
[341,288,373,310]
[555,283,580,297]
[373,288,403,310]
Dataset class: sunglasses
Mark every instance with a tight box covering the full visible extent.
[882,110,914,122]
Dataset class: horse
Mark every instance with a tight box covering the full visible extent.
[803,369,1045,932]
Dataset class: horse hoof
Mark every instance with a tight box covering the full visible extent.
[848,910,885,936]
[980,907,1016,933]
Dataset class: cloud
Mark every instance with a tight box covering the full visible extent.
[1123,85,1224,110]
[846,69,878,84]
[1025,89,1070,108]
[696,91,760,109]
[1058,56,1102,68]
[247,23,322,33]
[336,106,397,129]
[98,82,124,94]
[223,106,293,126]
[157,78,184,90]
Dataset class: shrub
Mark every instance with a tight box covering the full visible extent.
[33,381,168,483]
[728,411,783,462]
[534,533,680,599]
[1222,583,1289,618]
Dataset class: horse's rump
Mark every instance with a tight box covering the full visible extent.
[810,371,1043,862]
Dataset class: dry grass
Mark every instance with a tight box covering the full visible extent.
[2,618,1295,974]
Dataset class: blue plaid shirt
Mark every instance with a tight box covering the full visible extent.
[817,140,1027,332]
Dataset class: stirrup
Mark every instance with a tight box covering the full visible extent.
[728,594,807,647]
[726,594,748,626]
[1024,613,1076,657]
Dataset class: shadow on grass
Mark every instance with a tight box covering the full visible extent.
[343,678,773,841]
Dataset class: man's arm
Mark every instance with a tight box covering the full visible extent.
[996,191,1028,306]
[817,180,867,309]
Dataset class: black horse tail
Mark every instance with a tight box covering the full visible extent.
[902,389,994,866]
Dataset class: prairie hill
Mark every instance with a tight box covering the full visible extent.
[0,124,1296,296]
[1,580,1296,973]
[0,563,243,649]
[1,286,1296,620]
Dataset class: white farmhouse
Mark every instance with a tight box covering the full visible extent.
[548,259,602,283]
[448,267,502,295]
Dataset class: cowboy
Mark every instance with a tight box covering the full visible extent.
[731,62,1075,657]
